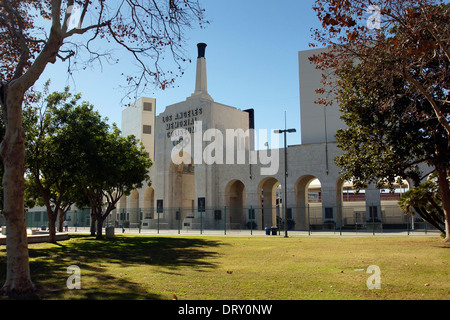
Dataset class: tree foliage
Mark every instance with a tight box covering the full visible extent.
[398,173,446,233]
[310,0,449,136]
[334,60,448,189]
[311,0,450,241]
[24,85,152,240]
[0,0,208,94]
[24,83,83,243]
[334,60,448,234]
[52,93,152,239]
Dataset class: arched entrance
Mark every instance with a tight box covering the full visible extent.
[295,175,322,230]
[258,177,281,229]
[225,180,246,229]
[143,187,155,219]
[169,152,195,210]
[116,196,127,226]
[129,189,139,226]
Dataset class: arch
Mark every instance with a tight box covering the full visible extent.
[169,152,195,210]
[143,187,155,219]
[257,177,281,229]
[294,175,322,230]
[117,194,127,223]
[295,175,322,206]
[130,189,139,208]
[129,189,140,224]
[225,179,246,229]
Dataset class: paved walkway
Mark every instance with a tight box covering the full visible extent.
[0,227,440,245]
[0,230,69,245]
[66,227,441,237]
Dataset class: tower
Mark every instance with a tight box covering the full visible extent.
[187,43,213,101]
[298,47,344,145]
[121,97,156,161]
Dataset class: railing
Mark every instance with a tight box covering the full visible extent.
[23,204,444,236]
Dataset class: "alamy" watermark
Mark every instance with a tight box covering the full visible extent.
[355,265,382,289]
[66,4,82,30]
[66,265,81,289]
[367,5,381,30]
[170,121,280,176]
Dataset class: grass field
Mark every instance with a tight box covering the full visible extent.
[1,234,449,300]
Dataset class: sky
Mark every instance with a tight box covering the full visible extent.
[35,0,323,147]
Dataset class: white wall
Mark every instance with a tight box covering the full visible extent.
[298,48,346,144]
[121,97,156,160]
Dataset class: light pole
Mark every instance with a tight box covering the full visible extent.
[275,124,296,238]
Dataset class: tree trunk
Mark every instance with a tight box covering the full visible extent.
[47,212,57,244]
[436,166,450,241]
[414,206,446,234]
[0,15,64,295]
[2,212,34,295]
[96,216,104,240]
[58,209,64,232]
[96,205,115,240]
[0,88,35,294]
[90,212,96,236]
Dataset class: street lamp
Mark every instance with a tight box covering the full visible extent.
[274,127,296,238]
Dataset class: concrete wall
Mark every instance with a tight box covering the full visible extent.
[121,97,156,161]
[298,48,346,144]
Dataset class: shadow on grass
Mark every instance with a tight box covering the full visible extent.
[0,234,225,300]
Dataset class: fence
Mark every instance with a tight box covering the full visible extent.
[24,204,444,236]
[24,209,91,230]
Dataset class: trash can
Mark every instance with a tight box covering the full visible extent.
[271,227,277,235]
[105,226,115,239]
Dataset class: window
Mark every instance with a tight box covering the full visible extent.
[143,102,152,111]
[143,125,152,134]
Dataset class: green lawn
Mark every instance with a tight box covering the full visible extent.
[1,234,449,300]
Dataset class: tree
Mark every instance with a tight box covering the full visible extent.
[0,0,206,295]
[24,84,85,243]
[399,174,446,234]
[53,101,151,239]
[334,60,448,236]
[310,0,450,241]
[87,131,152,240]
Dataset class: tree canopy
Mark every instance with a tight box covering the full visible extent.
[25,85,152,241]
[311,0,449,136]
[398,174,446,234]
[24,83,84,243]
[59,106,152,239]
[311,0,450,240]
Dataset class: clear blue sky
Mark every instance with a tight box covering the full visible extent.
[36,0,322,146]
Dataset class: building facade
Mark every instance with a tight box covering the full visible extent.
[110,43,413,232]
